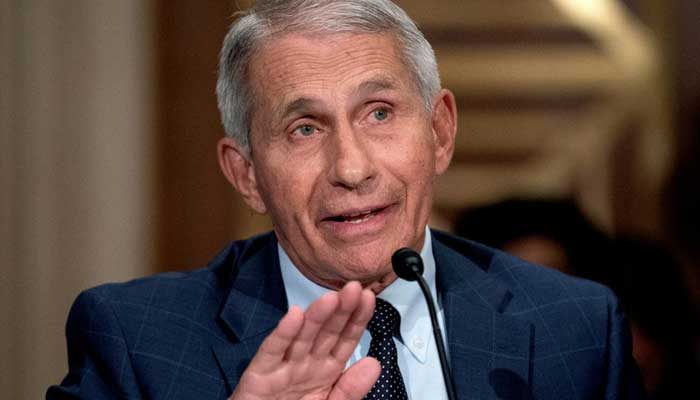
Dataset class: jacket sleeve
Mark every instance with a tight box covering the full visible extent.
[46,289,143,399]
[602,288,647,400]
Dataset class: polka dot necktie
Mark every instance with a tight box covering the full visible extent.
[364,298,409,400]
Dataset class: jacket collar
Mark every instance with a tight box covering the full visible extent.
[212,231,533,399]
[212,233,287,392]
[432,231,533,400]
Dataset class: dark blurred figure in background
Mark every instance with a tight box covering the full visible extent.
[665,96,700,303]
[456,198,700,399]
[454,198,609,279]
[603,237,700,399]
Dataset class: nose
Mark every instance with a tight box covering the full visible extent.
[328,124,376,190]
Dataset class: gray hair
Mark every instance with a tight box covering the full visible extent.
[216,0,441,151]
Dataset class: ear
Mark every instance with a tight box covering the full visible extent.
[217,137,267,214]
[431,89,457,175]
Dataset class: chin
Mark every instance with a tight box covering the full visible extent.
[327,249,393,283]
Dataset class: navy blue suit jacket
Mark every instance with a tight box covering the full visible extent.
[47,231,645,399]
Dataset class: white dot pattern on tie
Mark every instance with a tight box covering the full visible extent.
[363,298,409,400]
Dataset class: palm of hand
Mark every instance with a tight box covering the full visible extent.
[230,282,380,400]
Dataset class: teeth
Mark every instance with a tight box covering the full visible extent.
[346,210,372,218]
[345,213,373,223]
[326,208,384,223]
[337,209,375,223]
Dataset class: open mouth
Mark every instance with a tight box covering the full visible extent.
[324,206,389,224]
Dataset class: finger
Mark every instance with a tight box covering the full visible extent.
[331,289,375,362]
[285,290,339,361]
[329,357,381,400]
[248,305,304,371]
[310,281,363,357]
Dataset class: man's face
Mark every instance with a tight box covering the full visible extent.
[221,32,455,290]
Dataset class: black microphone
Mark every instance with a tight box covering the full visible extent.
[392,248,457,400]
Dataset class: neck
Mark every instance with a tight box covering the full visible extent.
[362,271,399,294]
[276,227,430,294]
[295,264,399,294]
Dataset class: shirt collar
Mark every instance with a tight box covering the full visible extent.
[278,227,438,363]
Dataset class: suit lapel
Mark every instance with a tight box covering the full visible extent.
[211,234,288,392]
[433,232,533,400]
[209,231,534,398]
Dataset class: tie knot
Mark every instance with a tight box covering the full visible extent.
[367,298,401,338]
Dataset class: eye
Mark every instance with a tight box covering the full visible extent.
[372,107,390,121]
[294,124,317,137]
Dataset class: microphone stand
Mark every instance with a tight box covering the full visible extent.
[392,248,457,400]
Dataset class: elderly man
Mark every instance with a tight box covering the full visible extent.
[48,1,645,399]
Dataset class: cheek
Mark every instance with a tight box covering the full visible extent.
[379,143,436,224]
[390,136,436,182]
[399,141,437,207]
[256,158,319,218]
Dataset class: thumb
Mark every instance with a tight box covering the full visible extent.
[329,357,381,400]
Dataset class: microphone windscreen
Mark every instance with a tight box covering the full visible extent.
[391,248,424,281]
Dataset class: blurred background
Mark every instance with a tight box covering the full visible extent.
[1,0,699,398]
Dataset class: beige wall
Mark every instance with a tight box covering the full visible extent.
[0,1,156,398]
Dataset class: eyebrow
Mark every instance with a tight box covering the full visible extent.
[355,77,399,96]
[278,97,317,121]
[275,77,401,121]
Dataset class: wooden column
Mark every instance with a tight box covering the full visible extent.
[155,0,268,272]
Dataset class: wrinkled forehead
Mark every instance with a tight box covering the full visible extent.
[246,31,416,112]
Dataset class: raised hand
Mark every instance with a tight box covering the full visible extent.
[229,281,380,400]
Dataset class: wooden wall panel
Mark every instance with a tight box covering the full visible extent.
[155,1,268,272]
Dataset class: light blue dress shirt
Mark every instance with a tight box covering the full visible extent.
[278,227,449,400]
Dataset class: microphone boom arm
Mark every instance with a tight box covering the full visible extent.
[393,248,458,400]
[413,268,458,400]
